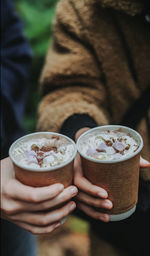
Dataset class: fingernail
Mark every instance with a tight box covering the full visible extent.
[53,222,61,229]
[70,202,76,211]
[70,186,78,195]
[59,184,64,192]
[103,200,113,209]
[98,191,108,198]
[99,214,109,222]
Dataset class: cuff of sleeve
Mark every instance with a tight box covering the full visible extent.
[60,114,98,140]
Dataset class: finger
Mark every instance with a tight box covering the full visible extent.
[26,186,78,212]
[1,197,28,216]
[74,153,83,175]
[77,202,110,222]
[10,201,76,226]
[4,179,64,202]
[140,156,150,168]
[76,192,112,209]
[74,154,108,198]
[2,186,77,214]
[75,127,90,142]
[12,220,62,235]
[74,174,108,198]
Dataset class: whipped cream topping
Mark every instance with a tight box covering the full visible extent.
[12,135,75,169]
[78,129,139,161]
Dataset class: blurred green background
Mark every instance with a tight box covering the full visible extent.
[14,0,59,133]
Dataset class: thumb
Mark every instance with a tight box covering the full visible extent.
[140,156,150,168]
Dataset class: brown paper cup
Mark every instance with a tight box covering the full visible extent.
[9,132,77,188]
[77,125,143,221]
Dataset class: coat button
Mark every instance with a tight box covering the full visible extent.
[145,14,150,22]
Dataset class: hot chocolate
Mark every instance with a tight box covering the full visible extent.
[9,132,77,187]
[78,128,139,161]
[12,135,75,169]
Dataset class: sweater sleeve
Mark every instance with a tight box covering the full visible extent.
[37,0,109,133]
[1,0,32,158]
[60,113,98,140]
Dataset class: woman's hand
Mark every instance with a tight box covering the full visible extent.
[74,127,112,222]
[74,153,112,222]
[74,128,150,223]
[1,157,78,235]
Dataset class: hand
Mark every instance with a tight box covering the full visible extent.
[1,157,78,235]
[74,128,150,223]
[75,127,112,222]
[74,153,112,222]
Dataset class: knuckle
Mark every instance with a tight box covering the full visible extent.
[3,182,12,196]
[38,218,46,226]
[77,191,83,197]
[40,216,49,226]
[3,205,17,216]
[77,202,83,210]
[54,211,61,220]
[74,177,80,187]
[39,201,46,209]
[94,199,102,208]
[49,191,55,199]
[50,188,59,198]
[93,212,100,219]
[82,205,99,220]
[30,228,39,235]
[86,188,92,194]
[59,192,70,202]
[30,214,45,226]
[50,190,59,200]
[31,225,53,235]
[25,226,40,235]
[55,207,67,220]
[45,225,56,234]
[29,193,39,203]
[64,205,71,216]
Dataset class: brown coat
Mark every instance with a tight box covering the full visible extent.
[38,0,150,181]
[37,1,150,255]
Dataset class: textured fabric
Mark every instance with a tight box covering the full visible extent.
[1,220,37,256]
[60,113,97,140]
[1,0,32,159]
[1,1,36,256]
[37,1,150,255]
[37,0,150,181]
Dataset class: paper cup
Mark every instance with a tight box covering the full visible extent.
[9,132,77,188]
[77,125,143,221]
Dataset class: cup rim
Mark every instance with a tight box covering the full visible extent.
[76,125,143,164]
[9,132,77,172]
